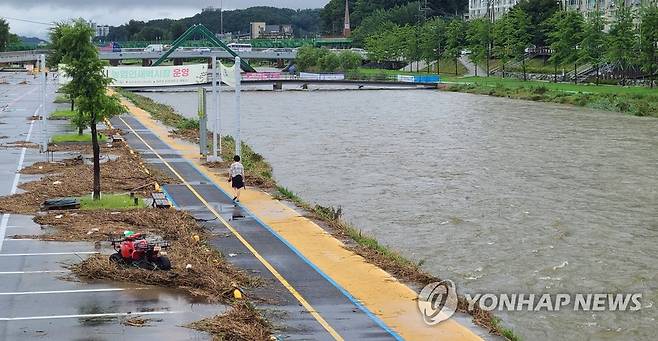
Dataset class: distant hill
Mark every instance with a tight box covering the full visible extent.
[106,6,322,41]
[20,36,47,46]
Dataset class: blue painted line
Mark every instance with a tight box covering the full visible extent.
[122,117,404,340]
[160,186,179,208]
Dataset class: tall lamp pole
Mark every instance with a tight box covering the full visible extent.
[220,0,224,35]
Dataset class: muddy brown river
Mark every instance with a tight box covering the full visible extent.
[143,87,658,341]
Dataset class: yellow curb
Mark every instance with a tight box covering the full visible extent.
[118,95,484,341]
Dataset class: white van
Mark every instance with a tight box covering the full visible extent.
[144,44,164,52]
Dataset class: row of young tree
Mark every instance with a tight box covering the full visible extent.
[365,2,658,85]
[49,20,126,200]
[295,47,363,72]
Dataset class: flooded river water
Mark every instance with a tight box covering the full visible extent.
[143,87,658,340]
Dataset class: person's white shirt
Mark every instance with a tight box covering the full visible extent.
[229,162,244,178]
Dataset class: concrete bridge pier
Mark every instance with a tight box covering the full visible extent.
[173,58,183,66]
[142,59,152,67]
[273,81,283,91]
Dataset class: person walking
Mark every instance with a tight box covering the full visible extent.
[228,155,245,202]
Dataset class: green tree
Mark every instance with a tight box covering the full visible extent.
[606,0,636,81]
[516,0,560,46]
[59,20,126,200]
[467,18,491,77]
[508,8,533,80]
[493,14,514,78]
[419,18,446,74]
[0,19,10,52]
[365,25,405,62]
[338,50,363,70]
[444,19,466,76]
[318,52,341,72]
[295,45,329,71]
[547,10,584,83]
[638,5,658,87]
[579,10,607,85]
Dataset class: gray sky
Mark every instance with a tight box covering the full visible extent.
[1,0,330,39]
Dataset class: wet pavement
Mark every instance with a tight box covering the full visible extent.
[0,73,217,340]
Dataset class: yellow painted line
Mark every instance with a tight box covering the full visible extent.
[117,116,344,341]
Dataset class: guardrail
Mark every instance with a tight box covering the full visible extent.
[0,50,50,63]
[98,49,297,60]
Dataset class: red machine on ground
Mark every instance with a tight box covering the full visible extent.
[109,231,172,271]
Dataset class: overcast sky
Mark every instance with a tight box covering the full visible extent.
[1,0,330,39]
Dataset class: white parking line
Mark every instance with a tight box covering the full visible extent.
[0,310,181,321]
[0,108,37,252]
[0,270,69,275]
[0,288,146,296]
[0,252,99,257]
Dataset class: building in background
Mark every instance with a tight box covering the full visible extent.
[469,0,655,22]
[88,21,110,38]
[250,22,294,39]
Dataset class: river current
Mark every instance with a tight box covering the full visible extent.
[143,87,658,340]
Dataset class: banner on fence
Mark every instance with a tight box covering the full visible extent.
[299,72,345,81]
[243,72,283,81]
[58,64,209,87]
[396,74,441,84]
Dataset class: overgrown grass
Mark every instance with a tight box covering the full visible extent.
[53,94,70,103]
[492,317,522,341]
[80,194,146,210]
[444,78,658,117]
[118,90,275,188]
[274,186,425,276]
[52,133,105,144]
[220,136,274,188]
[49,109,76,120]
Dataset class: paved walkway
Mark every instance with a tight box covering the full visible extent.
[115,93,493,340]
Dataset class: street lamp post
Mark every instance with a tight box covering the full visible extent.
[234,56,241,158]
[40,54,47,154]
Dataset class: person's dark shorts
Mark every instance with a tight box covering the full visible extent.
[232,175,245,189]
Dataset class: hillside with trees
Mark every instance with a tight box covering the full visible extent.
[106,7,321,41]
[321,0,467,37]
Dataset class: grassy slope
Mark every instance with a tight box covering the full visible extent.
[441,76,658,117]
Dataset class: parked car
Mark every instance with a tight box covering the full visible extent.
[144,44,165,52]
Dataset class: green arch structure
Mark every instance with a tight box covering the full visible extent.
[152,23,256,73]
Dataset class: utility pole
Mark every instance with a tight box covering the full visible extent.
[208,56,221,162]
[220,0,224,35]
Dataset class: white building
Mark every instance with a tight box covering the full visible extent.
[469,0,655,21]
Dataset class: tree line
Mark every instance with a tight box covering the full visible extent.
[295,46,363,72]
[364,1,658,85]
[105,7,321,42]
